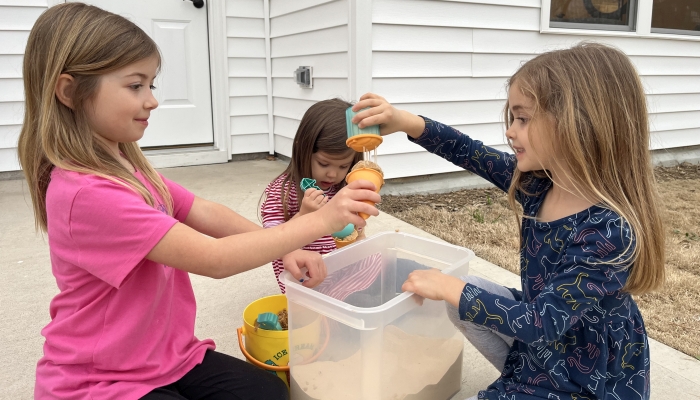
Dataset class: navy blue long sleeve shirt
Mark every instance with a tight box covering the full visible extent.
[410,117,649,400]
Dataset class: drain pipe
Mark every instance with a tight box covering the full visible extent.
[263,0,275,156]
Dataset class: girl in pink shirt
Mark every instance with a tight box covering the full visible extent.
[18,3,379,400]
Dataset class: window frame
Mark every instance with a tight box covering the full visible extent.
[541,0,700,42]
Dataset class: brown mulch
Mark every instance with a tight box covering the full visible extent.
[379,163,700,215]
[378,162,700,359]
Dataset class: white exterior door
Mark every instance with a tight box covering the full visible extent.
[66,0,214,148]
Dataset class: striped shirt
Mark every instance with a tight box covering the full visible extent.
[260,174,338,293]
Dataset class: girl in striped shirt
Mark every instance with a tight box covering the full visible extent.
[261,99,365,292]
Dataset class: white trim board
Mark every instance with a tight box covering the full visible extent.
[206,0,233,164]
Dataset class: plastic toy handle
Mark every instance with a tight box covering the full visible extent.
[236,327,289,372]
[300,178,322,192]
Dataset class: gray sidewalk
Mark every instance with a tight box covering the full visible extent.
[1,159,699,399]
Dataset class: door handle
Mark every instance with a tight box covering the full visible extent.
[184,0,204,8]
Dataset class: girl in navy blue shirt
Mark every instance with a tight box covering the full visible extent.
[352,43,664,400]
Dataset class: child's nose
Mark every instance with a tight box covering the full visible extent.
[505,125,515,140]
[146,91,159,110]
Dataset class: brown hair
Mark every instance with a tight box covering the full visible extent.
[271,98,362,220]
[18,2,172,232]
[503,42,665,295]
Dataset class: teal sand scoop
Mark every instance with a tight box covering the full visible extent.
[345,107,382,152]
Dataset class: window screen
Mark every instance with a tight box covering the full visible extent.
[550,0,636,31]
[651,0,700,35]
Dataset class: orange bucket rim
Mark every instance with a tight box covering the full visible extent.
[237,317,331,372]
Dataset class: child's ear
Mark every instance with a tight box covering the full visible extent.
[55,73,75,109]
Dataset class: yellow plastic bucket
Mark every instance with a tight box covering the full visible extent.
[237,294,327,388]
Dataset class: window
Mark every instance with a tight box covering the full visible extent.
[544,0,700,39]
[651,0,700,36]
[550,0,637,31]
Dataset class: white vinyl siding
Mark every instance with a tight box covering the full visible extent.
[226,0,270,154]
[371,0,700,179]
[0,1,47,172]
[0,0,698,175]
[269,0,350,158]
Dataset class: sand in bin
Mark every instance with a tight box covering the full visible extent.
[292,325,463,400]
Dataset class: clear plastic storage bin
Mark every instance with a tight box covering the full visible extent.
[281,232,475,400]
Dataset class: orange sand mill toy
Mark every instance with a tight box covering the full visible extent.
[345,107,384,219]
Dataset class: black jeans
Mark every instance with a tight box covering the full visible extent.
[141,350,289,400]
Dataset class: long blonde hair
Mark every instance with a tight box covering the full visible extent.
[18,2,173,232]
[504,42,665,295]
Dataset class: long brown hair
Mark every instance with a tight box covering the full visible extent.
[271,98,363,220]
[504,42,665,295]
[18,2,173,232]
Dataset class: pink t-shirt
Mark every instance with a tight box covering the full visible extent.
[35,168,215,400]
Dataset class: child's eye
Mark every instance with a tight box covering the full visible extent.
[517,117,528,124]
[150,85,157,90]
[318,163,328,167]
[130,84,143,90]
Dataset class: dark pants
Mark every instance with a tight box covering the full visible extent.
[141,350,289,400]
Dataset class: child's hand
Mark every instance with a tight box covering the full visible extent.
[401,269,466,308]
[318,180,381,233]
[351,93,426,139]
[356,227,366,240]
[300,188,328,215]
[282,249,327,288]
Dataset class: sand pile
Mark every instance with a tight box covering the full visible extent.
[333,228,359,247]
[292,325,463,400]
[351,160,383,174]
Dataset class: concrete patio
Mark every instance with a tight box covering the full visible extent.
[1,159,699,399]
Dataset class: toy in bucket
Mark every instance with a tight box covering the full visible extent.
[237,294,329,388]
[299,178,359,248]
[345,107,385,219]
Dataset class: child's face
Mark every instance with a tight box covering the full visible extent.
[85,56,159,152]
[505,82,553,173]
[311,151,355,190]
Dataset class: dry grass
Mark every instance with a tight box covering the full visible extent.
[379,163,700,359]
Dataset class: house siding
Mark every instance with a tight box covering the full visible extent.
[269,0,350,157]
[0,2,47,172]
[371,0,700,179]
[1,0,698,175]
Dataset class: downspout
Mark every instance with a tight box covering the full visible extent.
[263,0,275,155]
[349,0,373,101]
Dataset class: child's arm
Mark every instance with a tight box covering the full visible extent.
[147,180,380,283]
[191,195,325,286]
[352,93,515,193]
[403,221,633,346]
[185,196,262,238]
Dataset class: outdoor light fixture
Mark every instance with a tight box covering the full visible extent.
[294,66,313,89]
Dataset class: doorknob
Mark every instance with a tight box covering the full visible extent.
[184,0,204,8]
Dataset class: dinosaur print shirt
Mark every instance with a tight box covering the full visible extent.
[410,117,649,400]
